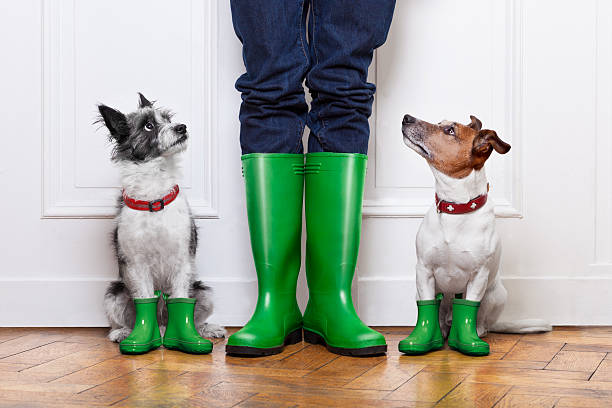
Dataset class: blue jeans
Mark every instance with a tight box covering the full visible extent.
[230,0,396,154]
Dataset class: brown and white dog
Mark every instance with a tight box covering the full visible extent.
[402,114,551,336]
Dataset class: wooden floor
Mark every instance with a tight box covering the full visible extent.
[0,328,611,407]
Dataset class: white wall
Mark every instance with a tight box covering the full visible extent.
[1,0,610,326]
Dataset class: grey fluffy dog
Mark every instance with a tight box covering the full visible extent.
[97,93,226,342]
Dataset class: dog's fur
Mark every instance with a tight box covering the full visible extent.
[402,114,551,336]
[98,93,225,343]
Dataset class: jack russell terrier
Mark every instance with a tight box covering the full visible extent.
[399,114,550,356]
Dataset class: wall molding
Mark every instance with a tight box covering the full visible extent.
[592,0,612,269]
[2,275,612,327]
[41,0,219,219]
[357,275,612,326]
[0,277,256,327]
[364,0,524,219]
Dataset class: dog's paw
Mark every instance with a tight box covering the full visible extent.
[108,328,131,343]
[197,323,226,338]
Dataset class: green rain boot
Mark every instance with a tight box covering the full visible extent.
[225,154,304,356]
[119,292,162,355]
[163,297,213,354]
[303,153,387,356]
[164,294,212,354]
[399,293,444,355]
[448,297,490,356]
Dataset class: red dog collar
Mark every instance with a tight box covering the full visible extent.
[435,184,489,214]
[123,185,180,212]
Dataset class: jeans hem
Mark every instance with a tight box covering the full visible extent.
[242,153,304,160]
[305,152,367,159]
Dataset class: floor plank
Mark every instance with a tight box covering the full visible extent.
[0,362,33,372]
[503,340,564,362]
[589,354,612,382]
[208,380,389,401]
[268,345,338,370]
[385,371,467,402]
[240,392,433,407]
[494,394,558,408]
[7,343,121,383]
[69,368,185,406]
[0,334,65,359]
[304,354,386,381]
[460,367,591,381]
[0,327,610,407]
[0,328,41,344]
[0,342,87,365]
[545,350,606,372]
[344,360,425,391]
[436,381,510,407]
[563,343,612,353]
[51,354,160,386]
[555,395,612,407]
[486,333,523,353]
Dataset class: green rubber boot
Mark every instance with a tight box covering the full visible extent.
[163,297,213,354]
[225,154,304,356]
[119,292,162,355]
[303,153,387,356]
[448,298,490,356]
[399,293,444,355]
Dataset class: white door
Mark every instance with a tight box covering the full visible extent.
[1,0,610,326]
[358,0,612,325]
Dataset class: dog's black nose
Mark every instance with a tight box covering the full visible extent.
[175,124,187,134]
[403,114,416,125]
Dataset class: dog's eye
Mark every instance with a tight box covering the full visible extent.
[444,126,455,136]
[144,122,154,132]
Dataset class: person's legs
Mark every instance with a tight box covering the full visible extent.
[306,0,396,154]
[231,0,310,154]
[228,1,308,356]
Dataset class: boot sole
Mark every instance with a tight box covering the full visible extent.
[119,338,162,355]
[399,340,444,355]
[163,338,213,354]
[448,340,489,356]
[303,329,387,357]
[225,328,303,357]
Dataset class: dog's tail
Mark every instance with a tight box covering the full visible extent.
[490,319,552,334]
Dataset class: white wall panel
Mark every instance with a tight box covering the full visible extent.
[364,0,522,218]
[593,0,612,271]
[42,0,218,218]
[358,0,612,325]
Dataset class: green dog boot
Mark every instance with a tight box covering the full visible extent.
[119,293,162,355]
[448,298,490,356]
[303,153,387,357]
[164,297,213,354]
[226,154,304,356]
[399,293,444,355]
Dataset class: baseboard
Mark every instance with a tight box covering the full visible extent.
[357,276,612,326]
[1,277,610,326]
[0,278,256,327]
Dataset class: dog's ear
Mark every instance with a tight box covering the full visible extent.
[98,104,129,141]
[468,115,482,131]
[473,129,511,156]
[138,92,153,108]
